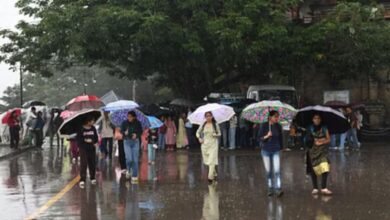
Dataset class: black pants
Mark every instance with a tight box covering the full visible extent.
[35,130,44,148]
[79,147,96,182]
[118,140,126,170]
[9,126,20,148]
[101,138,113,159]
[310,172,329,189]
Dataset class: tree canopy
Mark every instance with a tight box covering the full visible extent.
[1,0,390,101]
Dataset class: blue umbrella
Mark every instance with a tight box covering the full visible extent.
[147,116,163,129]
[111,109,150,129]
[103,100,139,112]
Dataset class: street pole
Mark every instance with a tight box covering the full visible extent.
[132,80,136,101]
[83,70,87,95]
[19,64,23,107]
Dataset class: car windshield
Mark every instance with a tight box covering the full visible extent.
[258,90,297,107]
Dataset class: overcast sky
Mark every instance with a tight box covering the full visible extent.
[0,0,23,95]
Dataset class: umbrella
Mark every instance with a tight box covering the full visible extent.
[295,105,350,134]
[147,116,163,129]
[66,95,104,111]
[22,100,46,108]
[60,110,75,119]
[110,109,150,129]
[324,101,348,109]
[349,102,365,110]
[188,103,235,125]
[1,108,22,124]
[58,109,102,135]
[241,100,297,124]
[103,100,139,112]
[170,98,193,107]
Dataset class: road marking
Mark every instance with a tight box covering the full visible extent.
[24,175,80,220]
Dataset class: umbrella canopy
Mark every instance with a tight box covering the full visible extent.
[22,100,46,108]
[170,98,193,107]
[1,108,22,124]
[188,103,235,125]
[60,110,75,119]
[147,116,163,129]
[103,100,139,112]
[58,109,102,135]
[295,105,350,134]
[66,95,104,111]
[324,100,348,109]
[110,109,150,129]
[241,100,297,124]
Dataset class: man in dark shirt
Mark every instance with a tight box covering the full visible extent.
[121,111,142,184]
[77,115,98,188]
[345,107,359,150]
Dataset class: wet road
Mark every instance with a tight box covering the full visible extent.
[1,143,390,220]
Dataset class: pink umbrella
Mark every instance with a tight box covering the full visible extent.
[65,95,104,111]
[60,110,75,119]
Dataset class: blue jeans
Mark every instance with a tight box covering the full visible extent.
[158,133,165,150]
[229,127,236,149]
[346,128,359,149]
[339,132,347,150]
[261,150,281,190]
[330,134,337,148]
[148,144,156,162]
[124,139,140,177]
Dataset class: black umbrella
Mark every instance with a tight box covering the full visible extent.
[170,98,193,107]
[23,100,46,108]
[58,109,101,135]
[295,105,350,134]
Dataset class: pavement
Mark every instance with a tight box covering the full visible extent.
[0,143,37,160]
[0,142,389,220]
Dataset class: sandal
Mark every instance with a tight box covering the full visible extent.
[321,188,333,195]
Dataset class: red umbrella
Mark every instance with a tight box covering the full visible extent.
[60,110,75,119]
[1,108,22,124]
[65,95,103,111]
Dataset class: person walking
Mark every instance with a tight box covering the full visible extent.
[7,111,20,149]
[345,107,360,150]
[121,111,143,184]
[114,127,127,174]
[258,111,284,197]
[305,114,332,195]
[99,111,115,159]
[69,135,79,164]
[176,113,189,149]
[165,116,177,151]
[196,111,221,184]
[219,121,228,150]
[34,111,46,148]
[148,128,158,164]
[228,114,238,150]
[158,116,167,150]
[185,108,194,149]
[77,116,99,188]
[26,107,38,147]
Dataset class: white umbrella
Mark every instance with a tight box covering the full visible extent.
[188,103,235,125]
[103,100,139,112]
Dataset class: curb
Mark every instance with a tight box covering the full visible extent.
[0,146,38,161]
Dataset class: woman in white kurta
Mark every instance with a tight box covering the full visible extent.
[196,112,221,183]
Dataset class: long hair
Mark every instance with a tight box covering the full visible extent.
[201,112,217,133]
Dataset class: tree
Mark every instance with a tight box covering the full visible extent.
[1,0,299,99]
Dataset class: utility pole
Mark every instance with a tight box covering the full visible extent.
[132,80,136,101]
[83,70,87,95]
[19,64,23,107]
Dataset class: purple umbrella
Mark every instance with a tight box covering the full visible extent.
[110,109,150,129]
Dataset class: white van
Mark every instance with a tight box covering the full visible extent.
[247,85,299,108]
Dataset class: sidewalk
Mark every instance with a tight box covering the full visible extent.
[0,144,36,160]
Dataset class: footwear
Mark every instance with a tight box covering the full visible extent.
[91,179,97,185]
[79,181,85,188]
[121,169,127,174]
[321,188,333,195]
[275,189,284,197]
[312,189,319,195]
[72,158,76,164]
[267,189,274,197]
[131,177,139,184]
[148,161,152,165]
[151,161,155,165]
[126,171,131,179]
[208,179,214,185]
